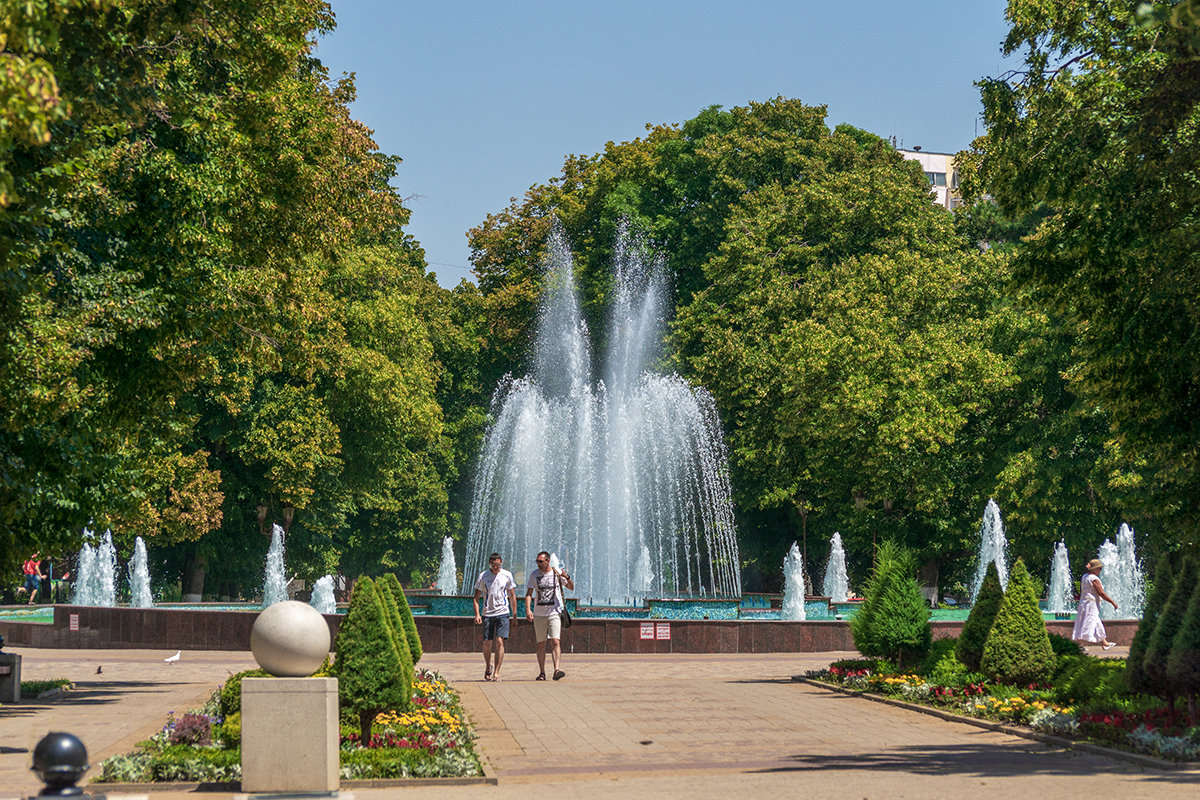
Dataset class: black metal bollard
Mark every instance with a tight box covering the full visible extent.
[29,732,104,798]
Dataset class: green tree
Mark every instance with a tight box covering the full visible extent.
[973,1,1200,540]
[980,558,1056,685]
[333,577,410,745]
[957,561,1003,673]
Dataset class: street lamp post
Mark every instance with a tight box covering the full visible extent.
[256,503,268,537]
[282,504,294,535]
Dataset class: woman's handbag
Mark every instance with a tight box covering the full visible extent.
[557,572,572,628]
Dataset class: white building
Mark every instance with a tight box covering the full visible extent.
[898,148,962,210]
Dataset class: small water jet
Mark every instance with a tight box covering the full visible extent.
[822,532,849,603]
[310,575,337,614]
[436,536,458,596]
[127,536,153,608]
[262,524,288,608]
[73,528,118,607]
[1098,523,1145,620]
[1047,540,1073,614]
[781,542,807,621]
[969,499,1008,603]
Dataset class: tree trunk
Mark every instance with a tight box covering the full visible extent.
[360,708,375,747]
[184,552,208,601]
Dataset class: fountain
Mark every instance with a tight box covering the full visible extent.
[1047,540,1073,614]
[436,536,457,596]
[127,536,153,608]
[969,499,1009,603]
[262,524,288,608]
[462,224,740,604]
[1098,523,1145,619]
[781,543,807,621]
[633,545,654,595]
[822,532,849,603]
[310,575,337,614]
[73,529,118,607]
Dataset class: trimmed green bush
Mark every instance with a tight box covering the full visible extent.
[374,575,416,702]
[333,577,411,744]
[218,669,269,718]
[957,561,1002,673]
[1047,632,1083,659]
[382,572,423,664]
[850,542,931,668]
[1052,655,1132,705]
[980,558,1056,685]
[1166,571,1200,724]
[1143,556,1198,702]
[216,712,240,749]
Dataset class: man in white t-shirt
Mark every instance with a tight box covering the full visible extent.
[524,551,574,681]
[473,552,518,681]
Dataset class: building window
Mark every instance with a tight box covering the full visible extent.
[925,171,947,187]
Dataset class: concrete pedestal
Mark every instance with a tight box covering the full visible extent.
[0,652,21,703]
[241,677,339,792]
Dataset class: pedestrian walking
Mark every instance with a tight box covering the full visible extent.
[525,551,574,681]
[20,553,44,605]
[473,552,518,681]
[1072,558,1118,650]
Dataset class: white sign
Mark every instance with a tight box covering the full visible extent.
[69,614,79,631]
[640,622,655,640]
[656,622,671,640]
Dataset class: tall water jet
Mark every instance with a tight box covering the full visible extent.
[633,545,654,595]
[262,524,288,608]
[822,532,849,603]
[310,575,337,614]
[969,499,1009,604]
[73,529,118,607]
[127,536,153,608]
[463,223,740,604]
[1098,523,1145,619]
[436,536,458,596]
[781,542,807,621]
[1047,540,1073,614]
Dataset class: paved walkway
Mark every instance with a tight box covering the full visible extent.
[2,645,1198,799]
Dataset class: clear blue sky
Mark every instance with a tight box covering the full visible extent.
[315,1,1015,288]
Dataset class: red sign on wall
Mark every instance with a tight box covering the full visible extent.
[656,622,671,640]
[69,614,79,631]
[640,622,655,640]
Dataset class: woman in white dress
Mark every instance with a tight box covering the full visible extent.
[1072,558,1118,650]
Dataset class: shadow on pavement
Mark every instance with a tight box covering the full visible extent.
[753,744,1200,783]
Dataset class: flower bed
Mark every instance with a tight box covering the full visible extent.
[95,668,481,783]
[810,655,1200,762]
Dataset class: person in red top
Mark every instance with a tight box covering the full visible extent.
[21,553,43,605]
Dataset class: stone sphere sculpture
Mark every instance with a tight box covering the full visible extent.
[250,600,331,676]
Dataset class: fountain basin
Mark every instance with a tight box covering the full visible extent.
[0,604,1143,653]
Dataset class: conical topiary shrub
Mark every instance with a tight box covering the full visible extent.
[1143,556,1198,709]
[333,577,411,745]
[383,572,423,664]
[980,558,1056,685]
[374,574,415,695]
[870,558,932,669]
[957,561,1003,673]
[851,540,903,658]
[1127,553,1176,697]
[850,541,930,668]
[1166,571,1200,725]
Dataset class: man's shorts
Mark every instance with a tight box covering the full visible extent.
[533,613,561,643]
[24,574,39,593]
[482,615,510,641]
